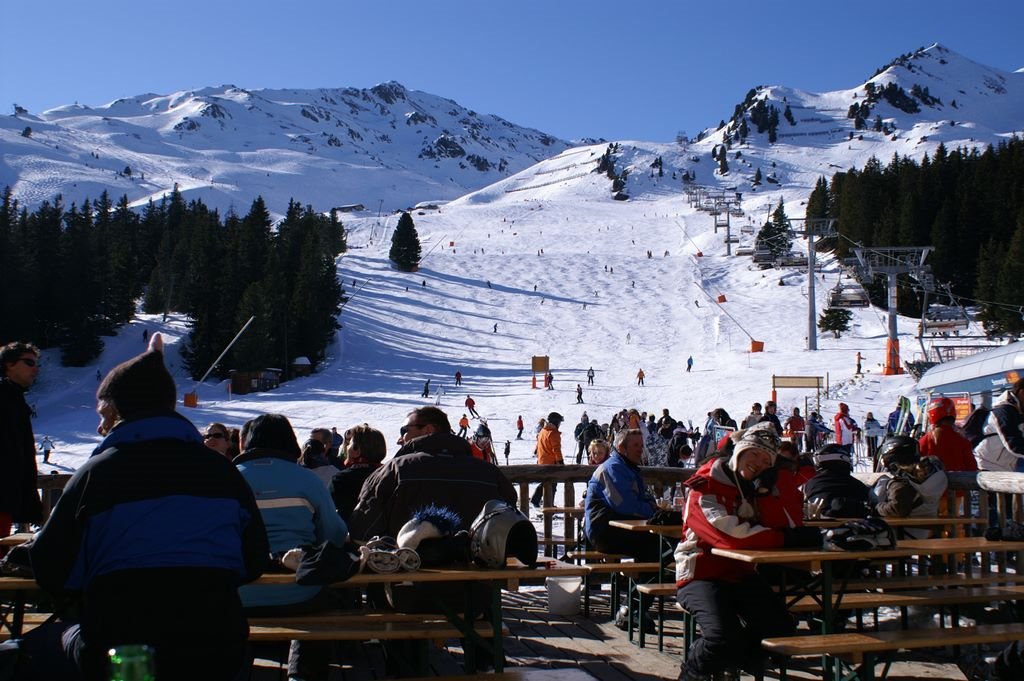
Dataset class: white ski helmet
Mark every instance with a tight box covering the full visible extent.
[469,499,538,568]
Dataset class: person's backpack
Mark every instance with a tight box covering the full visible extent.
[961,406,992,447]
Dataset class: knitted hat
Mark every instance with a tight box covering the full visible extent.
[96,333,176,420]
[729,422,780,469]
[546,411,564,426]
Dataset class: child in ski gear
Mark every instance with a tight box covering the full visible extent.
[872,436,948,537]
[803,444,871,518]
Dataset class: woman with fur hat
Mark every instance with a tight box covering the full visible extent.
[674,422,820,681]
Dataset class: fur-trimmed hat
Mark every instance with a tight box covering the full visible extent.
[96,333,176,420]
[729,422,780,469]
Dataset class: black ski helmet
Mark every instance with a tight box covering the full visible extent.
[878,435,920,471]
[814,443,852,471]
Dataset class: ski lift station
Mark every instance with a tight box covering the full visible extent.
[916,340,1024,405]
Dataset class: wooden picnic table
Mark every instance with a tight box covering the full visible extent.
[714,537,1024,680]
[0,558,587,672]
[0,532,33,548]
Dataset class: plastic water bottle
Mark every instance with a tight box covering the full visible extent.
[108,645,155,681]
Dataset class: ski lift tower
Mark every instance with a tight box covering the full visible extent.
[854,246,933,375]
[706,188,741,255]
[788,218,837,351]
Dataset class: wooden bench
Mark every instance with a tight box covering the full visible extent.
[583,561,664,618]
[635,581,1024,652]
[762,622,1024,681]
[4,609,506,674]
[2,610,506,643]
[248,610,506,642]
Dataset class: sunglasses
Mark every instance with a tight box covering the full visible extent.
[399,423,426,436]
[18,357,38,367]
[204,432,227,441]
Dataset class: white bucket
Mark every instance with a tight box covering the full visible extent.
[546,576,582,615]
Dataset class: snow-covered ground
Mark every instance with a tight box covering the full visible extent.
[27,141,976,477]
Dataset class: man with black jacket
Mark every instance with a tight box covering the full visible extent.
[349,406,517,673]
[0,341,43,539]
[25,335,268,681]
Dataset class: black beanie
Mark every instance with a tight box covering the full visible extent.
[97,346,176,420]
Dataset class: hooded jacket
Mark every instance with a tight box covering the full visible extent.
[674,458,788,587]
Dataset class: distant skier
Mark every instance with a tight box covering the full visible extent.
[587,366,595,386]
[142,328,148,342]
[39,436,54,464]
[493,323,498,333]
[626,332,631,344]
[636,368,645,386]
[576,384,584,404]
[454,370,462,386]
[457,413,470,438]
[503,440,511,465]
[465,395,480,419]
[546,371,554,390]
[686,356,693,373]
[421,379,430,398]
[855,351,863,375]
[516,415,524,440]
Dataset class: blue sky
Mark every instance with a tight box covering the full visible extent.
[4,1,1022,142]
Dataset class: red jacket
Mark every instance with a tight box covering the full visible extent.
[919,425,977,473]
[674,459,789,587]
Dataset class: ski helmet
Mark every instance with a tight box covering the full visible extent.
[927,397,957,426]
[469,499,538,569]
[878,435,920,471]
[814,443,852,470]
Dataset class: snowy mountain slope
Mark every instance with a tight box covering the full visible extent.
[1,82,574,216]
[29,141,947,473]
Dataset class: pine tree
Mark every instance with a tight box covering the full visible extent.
[818,308,853,338]
[389,211,422,271]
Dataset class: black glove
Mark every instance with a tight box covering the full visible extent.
[783,526,823,549]
[752,467,778,495]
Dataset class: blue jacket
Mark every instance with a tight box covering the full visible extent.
[237,449,349,607]
[584,451,656,541]
[30,412,267,676]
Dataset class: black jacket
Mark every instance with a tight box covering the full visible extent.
[348,432,516,540]
[803,468,871,518]
[0,377,42,522]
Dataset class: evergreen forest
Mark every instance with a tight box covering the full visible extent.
[0,187,347,378]
[805,137,1024,336]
